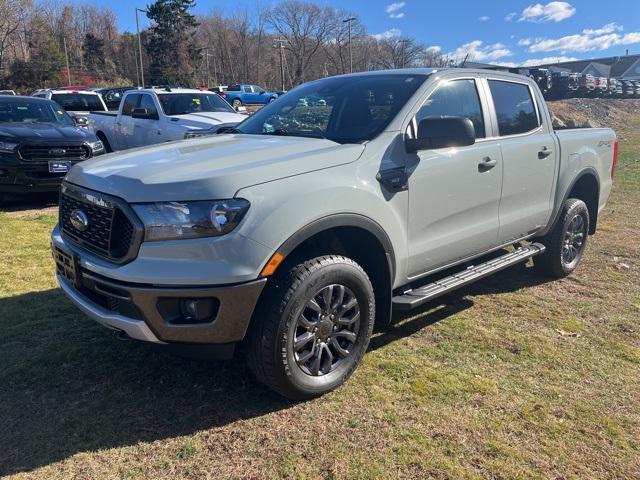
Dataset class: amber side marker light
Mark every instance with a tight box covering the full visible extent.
[260,251,285,277]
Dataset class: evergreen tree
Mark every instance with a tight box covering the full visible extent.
[145,0,198,85]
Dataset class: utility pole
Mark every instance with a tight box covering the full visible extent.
[400,39,410,68]
[275,38,286,92]
[343,17,356,73]
[63,36,71,86]
[135,8,147,87]
[199,47,212,88]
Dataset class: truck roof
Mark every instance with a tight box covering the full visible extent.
[327,67,540,82]
[139,88,216,95]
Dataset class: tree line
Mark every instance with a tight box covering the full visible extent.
[0,0,451,92]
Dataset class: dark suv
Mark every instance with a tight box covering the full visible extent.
[0,96,105,204]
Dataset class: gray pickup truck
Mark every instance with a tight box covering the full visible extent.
[52,68,617,399]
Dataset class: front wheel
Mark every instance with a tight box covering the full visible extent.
[245,255,375,400]
[536,198,589,277]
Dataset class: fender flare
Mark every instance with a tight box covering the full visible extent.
[540,167,600,236]
[274,213,396,285]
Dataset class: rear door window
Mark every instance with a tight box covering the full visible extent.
[138,94,158,117]
[488,80,540,136]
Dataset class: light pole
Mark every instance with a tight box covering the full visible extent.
[343,17,356,73]
[199,47,213,88]
[135,8,147,87]
[400,39,410,68]
[275,38,286,92]
[63,36,72,86]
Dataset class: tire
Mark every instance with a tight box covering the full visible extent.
[245,255,375,400]
[536,198,589,278]
[268,97,276,103]
[231,98,242,109]
[96,132,112,153]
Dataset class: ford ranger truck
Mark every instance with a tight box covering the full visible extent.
[88,88,247,152]
[0,95,104,204]
[52,69,617,399]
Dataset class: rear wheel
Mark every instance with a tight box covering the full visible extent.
[231,98,242,109]
[536,198,589,277]
[246,255,375,400]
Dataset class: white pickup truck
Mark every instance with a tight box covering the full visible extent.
[87,88,247,152]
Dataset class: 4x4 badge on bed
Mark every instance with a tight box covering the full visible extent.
[70,209,89,232]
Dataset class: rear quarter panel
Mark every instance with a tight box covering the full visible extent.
[553,127,616,221]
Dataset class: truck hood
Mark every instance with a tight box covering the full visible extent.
[173,111,248,129]
[65,134,364,202]
[0,122,95,143]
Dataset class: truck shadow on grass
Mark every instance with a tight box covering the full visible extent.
[0,262,551,475]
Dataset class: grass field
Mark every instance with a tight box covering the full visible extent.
[1,114,639,479]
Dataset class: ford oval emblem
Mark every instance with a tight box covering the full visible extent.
[49,148,67,156]
[70,209,89,232]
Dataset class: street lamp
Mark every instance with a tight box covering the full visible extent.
[135,8,148,87]
[400,39,410,68]
[343,17,356,73]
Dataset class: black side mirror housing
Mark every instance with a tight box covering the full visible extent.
[131,107,158,120]
[406,116,476,153]
[73,116,88,127]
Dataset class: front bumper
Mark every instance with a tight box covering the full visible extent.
[53,243,267,347]
[0,163,67,193]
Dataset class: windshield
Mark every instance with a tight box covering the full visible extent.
[235,74,426,143]
[51,93,105,112]
[158,93,235,116]
[0,98,74,126]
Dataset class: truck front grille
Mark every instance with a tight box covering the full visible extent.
[19,145,91,161]
[59,183,142,263]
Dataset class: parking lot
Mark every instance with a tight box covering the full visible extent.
[1,102,639,478]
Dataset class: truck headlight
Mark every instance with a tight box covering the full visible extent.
[88,140,104,153]
[184,128,217,139]
[132,199,250,241]
[0,141,18,153]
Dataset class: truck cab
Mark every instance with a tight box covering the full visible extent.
[88,88,247,151]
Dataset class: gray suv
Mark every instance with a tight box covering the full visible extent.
[52,69,617,399]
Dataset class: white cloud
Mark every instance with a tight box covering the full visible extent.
[492,61,518,67]
[529,23,640,53]
[518,38,533,46]
[505,12,517,21]
[479,16,490,21]
[519,2,576,23]
[520,56,578,66]
[450,40,513,62]
[425,45,442,54]
[390,12,405,19]
[372,28,402,40]
[386,2,405,13]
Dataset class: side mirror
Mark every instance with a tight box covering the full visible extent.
[131,107,158,120]
[406,116,476,153]
[74,116,88,127]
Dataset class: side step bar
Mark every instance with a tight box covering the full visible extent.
[392,243,546,311]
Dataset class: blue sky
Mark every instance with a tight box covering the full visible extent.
[97,0,640,66]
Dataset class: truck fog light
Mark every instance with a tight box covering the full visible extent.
[180,298,219,323]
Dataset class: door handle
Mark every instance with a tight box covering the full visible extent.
[478,156,497,172]
[538,146,553,159]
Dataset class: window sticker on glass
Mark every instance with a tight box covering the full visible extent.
[192,98,201,105]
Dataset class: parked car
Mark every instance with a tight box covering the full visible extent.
[31,89,108,124]
[607,78,620,97]
[0,90,16,95]
[87,87,247,151]
[577,73,596,94]
[93,87,137,111]
[621,80,637,97]
[52,69,617,399]
[633,80,640,97]
[221,84,279,108]
[0,96,104,204]
[594,77,609,96]
[209,85,228,95]
[549,71,579,98]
